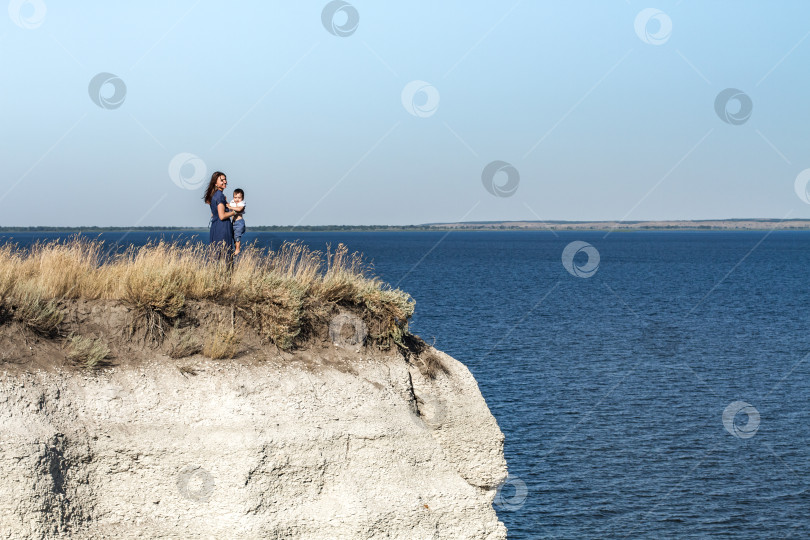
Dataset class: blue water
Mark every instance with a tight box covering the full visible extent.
[3,230,810,539]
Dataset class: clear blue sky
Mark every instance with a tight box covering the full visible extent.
[2,1,810,226]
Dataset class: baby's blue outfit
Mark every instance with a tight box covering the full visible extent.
[234,218,246,242]
[230,199,246,242]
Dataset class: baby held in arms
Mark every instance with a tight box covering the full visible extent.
[228,188,246,255]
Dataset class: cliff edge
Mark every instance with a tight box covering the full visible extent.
[0,344,507,539]
[0,240,508,539]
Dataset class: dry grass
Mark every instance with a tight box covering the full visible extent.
[0,237,415,350]
[203,327,241,359]
[65,334,110,369]
[8,285,64,336]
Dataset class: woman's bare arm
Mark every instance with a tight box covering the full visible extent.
[217,203,237,221]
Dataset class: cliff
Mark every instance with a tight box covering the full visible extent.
[0,240,508,538]
[0,339,507,539]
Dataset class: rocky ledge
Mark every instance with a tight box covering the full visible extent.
[0,346,507,539]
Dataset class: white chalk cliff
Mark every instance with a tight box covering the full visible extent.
[0,348,508,539]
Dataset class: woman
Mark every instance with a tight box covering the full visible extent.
[203,171,241,264]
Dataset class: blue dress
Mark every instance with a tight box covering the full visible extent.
[209,191,234,247]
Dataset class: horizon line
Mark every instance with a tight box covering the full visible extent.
[3,218,810,231]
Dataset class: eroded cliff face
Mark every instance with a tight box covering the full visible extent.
[0,348,507,539]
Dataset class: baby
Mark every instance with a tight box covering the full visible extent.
[227,188,246,255]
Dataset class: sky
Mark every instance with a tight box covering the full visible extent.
[2,0,810,226]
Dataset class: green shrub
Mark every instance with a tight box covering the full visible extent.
[12,287,63,336]
[66,334,110,369]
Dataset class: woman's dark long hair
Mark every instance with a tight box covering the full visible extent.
[203,171,226,204]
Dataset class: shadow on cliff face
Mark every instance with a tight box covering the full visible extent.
[399,334,450,380]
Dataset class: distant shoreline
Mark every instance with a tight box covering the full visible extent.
[2,219,810,233]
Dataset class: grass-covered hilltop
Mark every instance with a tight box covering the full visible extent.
[0,239,439,373]
[0,239,503,539]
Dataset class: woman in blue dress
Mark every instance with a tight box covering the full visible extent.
[203,171,240,265]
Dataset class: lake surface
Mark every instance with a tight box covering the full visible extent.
[3,229,809,539]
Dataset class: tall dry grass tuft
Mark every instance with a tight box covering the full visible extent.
[9,285,64,336]
[237,275,306,349]
[0,238,415,350]
[313,243,367,304]
[11,239,100,299]
[0,245,15,292]
[203,327,241,359]
[117,242,190,342]
[65,334,110,369]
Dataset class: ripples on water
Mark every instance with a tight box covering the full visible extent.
[3,230,809,539]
